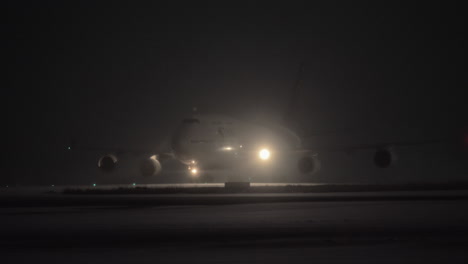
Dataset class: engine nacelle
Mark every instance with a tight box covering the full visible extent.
[373,148,397,168]
[140,156,162,177]
[97,154,118,172]
[297,154,321,175]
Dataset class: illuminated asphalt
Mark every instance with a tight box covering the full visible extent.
[1,188,468,263]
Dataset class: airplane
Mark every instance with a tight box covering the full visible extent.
[92,110,318,180]
[68,64,466,182]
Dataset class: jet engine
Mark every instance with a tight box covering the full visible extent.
[97,154,118,172]
[297,154,321,175]
[373,148,397,168]
[140,155,162,177]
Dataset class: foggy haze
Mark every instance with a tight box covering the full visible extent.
[4,2,466,185]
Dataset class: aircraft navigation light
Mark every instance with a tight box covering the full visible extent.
[259,148,271,160]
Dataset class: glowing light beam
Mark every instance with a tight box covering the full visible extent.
[259,148,271,160]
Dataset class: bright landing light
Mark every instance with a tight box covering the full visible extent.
[191,168,198,175]
[259,148,271,160]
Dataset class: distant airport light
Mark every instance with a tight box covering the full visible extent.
[191,168,198,175]
[259,148,271,160]
[67,146,71,150]
[222,146,233,151]
[132,183,136,186]
[92,183,96,187]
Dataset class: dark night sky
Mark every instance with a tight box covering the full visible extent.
[3,1,466,184]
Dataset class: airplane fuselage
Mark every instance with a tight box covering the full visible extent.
[170,114,300,171]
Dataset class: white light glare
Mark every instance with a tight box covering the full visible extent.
[191,168,198,175]
[259,148,271,160]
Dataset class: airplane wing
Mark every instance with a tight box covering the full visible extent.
[301,132,465,171]
[66,137,175,161]
[307,138,448,153]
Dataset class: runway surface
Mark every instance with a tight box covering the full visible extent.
[1,187,468,263]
